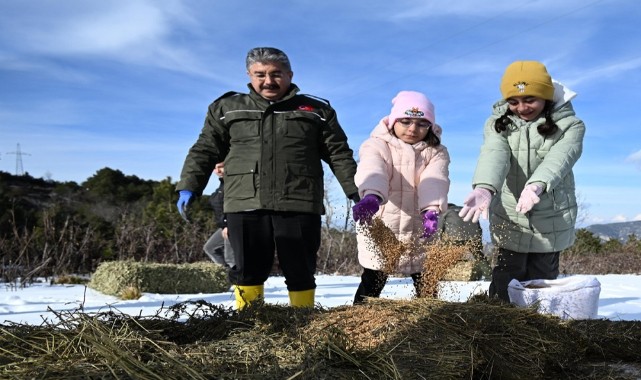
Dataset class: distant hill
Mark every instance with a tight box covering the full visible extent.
[584,221,641,242]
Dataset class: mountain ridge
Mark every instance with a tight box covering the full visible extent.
[584,220,641,242]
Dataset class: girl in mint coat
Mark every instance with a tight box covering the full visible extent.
[459,61,585,302]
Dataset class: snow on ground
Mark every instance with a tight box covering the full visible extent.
[1,274,640,325]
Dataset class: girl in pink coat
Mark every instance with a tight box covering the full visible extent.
[351,90,450,304]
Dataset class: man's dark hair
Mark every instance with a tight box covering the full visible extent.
[246,47,291,71]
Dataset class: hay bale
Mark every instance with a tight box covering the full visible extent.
[88,261,229,297]
[442,259,474,281]
[442,257,492,281]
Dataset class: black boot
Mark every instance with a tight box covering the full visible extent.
[353,268,388,305]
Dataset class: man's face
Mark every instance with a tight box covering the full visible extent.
[247,61,293,101]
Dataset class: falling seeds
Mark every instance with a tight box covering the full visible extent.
[359,217,477,298]
[360,218,411,274]
[419,241,473,298]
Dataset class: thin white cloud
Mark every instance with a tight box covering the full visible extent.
[2,1,183,55]
[0,55,96,83]
[564,57,641,88]
[612,215,628,223]
[625,150,641,169]
[0,1,223,79]
[585,216,606,225]
[0,99,85,126]
[387,0,594,20]
[634,214,641,221]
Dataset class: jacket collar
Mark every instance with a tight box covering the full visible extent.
[246,83,300,104]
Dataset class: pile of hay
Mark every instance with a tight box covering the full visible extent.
[2,297,640,379]
[89,261,229,297]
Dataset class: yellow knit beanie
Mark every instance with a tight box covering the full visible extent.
[500,61,554,100]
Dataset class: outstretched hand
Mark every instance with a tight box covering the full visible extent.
[515,184,542,214]
[352,194,380,224]
[459,188,492,223]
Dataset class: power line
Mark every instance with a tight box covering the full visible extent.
[6,143,31,176]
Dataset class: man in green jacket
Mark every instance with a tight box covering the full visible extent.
[176,47,359,309]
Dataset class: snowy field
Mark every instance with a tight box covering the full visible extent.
[2,274,640,325]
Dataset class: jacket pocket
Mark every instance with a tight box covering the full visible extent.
[226,111,262,142]
[282,111,320,141]
[225,161,257,200]
[529,188,575,233]
[282,162,321,201]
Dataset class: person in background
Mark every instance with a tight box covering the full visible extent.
[176,47,359,309]
[203,163,235,269]
[459,60,585,302]
[351,90,450,304]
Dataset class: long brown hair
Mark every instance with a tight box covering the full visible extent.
[424,127,441,147]
[494,100,558,136]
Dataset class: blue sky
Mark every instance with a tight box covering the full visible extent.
[1,0,640,226]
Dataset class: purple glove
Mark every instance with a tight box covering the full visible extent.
[459,188,492,223]
[515,184,543,214]
[352,194,380,224]
[422,210,438,238]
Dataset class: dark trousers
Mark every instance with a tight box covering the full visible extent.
[353,268,424,305]
[489,248,560,302]
[226,211,320,291]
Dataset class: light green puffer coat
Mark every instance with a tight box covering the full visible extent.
[471,86,585,252]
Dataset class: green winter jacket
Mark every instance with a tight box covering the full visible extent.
[472,93,585,252]
[176,84,358,215]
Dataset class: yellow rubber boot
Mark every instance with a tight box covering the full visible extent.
[234,284,264,310]
[288,289,315,308]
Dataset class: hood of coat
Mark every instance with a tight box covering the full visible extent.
[551,80,577,107]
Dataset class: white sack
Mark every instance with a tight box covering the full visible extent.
[507,276,601,320]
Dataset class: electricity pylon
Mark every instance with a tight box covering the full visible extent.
[6,143,31,175]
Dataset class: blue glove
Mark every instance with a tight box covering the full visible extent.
[177,190,194,222]
[352,194,380,224]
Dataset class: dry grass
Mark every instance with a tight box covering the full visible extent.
[120,285,142,300]
[50,275,91,285]
[1,298,640,379]
[561,250,641,275]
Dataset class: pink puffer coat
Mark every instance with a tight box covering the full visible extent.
[355,117,450,274]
